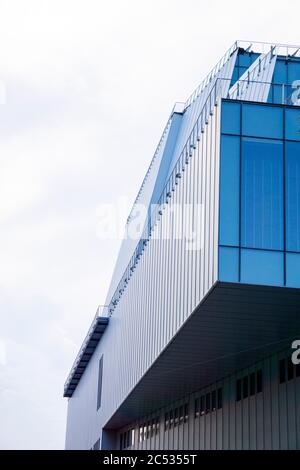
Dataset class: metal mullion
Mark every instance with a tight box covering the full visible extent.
[201,122,207,299]
[190,146,197,312]
[214,100,221,282]
[187,147,194,317]
[195,135,201,306]
[182,156,188,323]
[162,198,169,344]
[167,194,174,341]
[210,109,216,286]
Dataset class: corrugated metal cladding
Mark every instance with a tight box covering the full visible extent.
[65,101,222,450]
[118,350,300,450]
[103,117,173,307]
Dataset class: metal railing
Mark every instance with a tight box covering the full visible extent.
[185,40,300,109]
[184,41,239,108]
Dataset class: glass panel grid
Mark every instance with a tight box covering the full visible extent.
[219,100,300,287]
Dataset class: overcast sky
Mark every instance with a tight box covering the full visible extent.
[0,0,299,450]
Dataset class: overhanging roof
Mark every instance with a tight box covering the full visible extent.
[64,315,109,398]
[104,282,300,429]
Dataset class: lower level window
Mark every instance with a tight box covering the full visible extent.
[120,429,134,450]
[236,369,263,401]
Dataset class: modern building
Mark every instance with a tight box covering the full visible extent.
[64,40,300,450]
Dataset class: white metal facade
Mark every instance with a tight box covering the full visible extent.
[65,41,300,450]
[65,100,221,450]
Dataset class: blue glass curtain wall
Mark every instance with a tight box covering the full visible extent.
[219,100,300,288]
[268,56,300,104]
[230,50,259,86]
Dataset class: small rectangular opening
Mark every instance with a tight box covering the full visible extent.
[236,379,242,401]
[288,359,294,381]
[205,393,211,413]
[211,390,216,411]
[243,376,249,399]
[279,358,286,384]
[96,356,103,410]
[217,388,223,409]
[200,396,205,415]
[256,369,263,393]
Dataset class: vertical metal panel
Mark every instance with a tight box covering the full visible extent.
[66,104,222,449]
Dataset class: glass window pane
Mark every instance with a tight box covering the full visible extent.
[271,84,285,105]
[205,393,211,413]
[241,138,283,250]
[238,52,251,67]
[286,141,300,251]
[288,359,294,381]
[285,108,300,141]
[219,247,239,282]
[211,390,216,411]
[200,396,205,415]
[243,376,248,399]
[219,135,240,246]
[242,104,283,139]
[250,372,255,396]
[286,253,300,288]
[279,359,286,384]
[217,388,223,409]
[236,379,242,401]
[221,101,240,135]
[231,68,239,86]
[240,249,284,287]
[273,59,287,84]
[288,61,300,84]
[256,369,263,393]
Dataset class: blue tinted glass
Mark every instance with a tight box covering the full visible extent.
[219,136,240,246]
[238,67,248,79]
[238,52,251,67]
[242,104,283,139]
[250,53,260,64]
[221,101,240,134]
[241,138,284,250]
[286,85,296,106]
[286,141,300,251]
[241,250,284,286]
[288,61,300,84]
[267,85,281,104]
[269,84,285,105]
[219,247,239,282]
[273,59,287,84]
[231,68,239,86]
[286,253,300,288]
[285,108,300,141]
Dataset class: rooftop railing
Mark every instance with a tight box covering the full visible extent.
[185,40,300,109]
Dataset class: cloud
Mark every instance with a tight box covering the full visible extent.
[0,0,299,450]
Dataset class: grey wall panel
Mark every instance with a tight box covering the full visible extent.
[116,350,300,450]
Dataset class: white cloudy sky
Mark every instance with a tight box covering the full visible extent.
[0,0,299,450]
